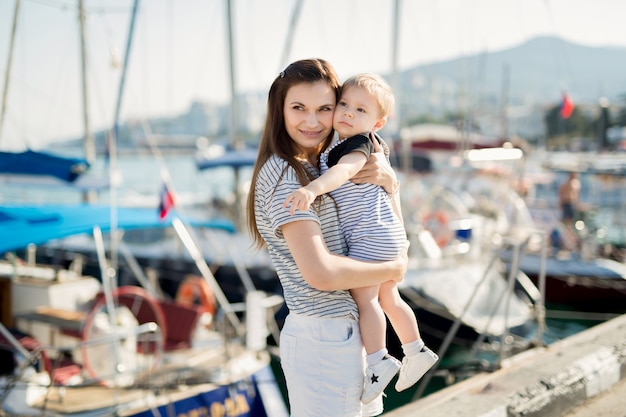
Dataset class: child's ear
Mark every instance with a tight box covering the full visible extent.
[372,118,387,132]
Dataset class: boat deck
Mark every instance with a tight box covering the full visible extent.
[31,386,146,414]
[26,348,269,416]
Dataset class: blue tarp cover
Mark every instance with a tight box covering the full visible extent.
[0,150,90,182]
[0,204,235,254]
[196,148,258,170]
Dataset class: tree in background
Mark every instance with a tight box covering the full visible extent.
[544,95,626,150]
[616,94,626,127]
[544,102,587,148]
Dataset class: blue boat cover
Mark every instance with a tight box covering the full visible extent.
[0,150,90,182]
[0,204,235,254]
[196,148,258,170]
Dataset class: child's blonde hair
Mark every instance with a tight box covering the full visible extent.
[341,73,394,119]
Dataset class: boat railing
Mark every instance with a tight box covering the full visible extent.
[410,247,502,399]
[0,212,282,397]
[483,227,548,351]
[410,224,548,400]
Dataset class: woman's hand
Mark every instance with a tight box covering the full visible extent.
[391,240,410,282]
[351,134,398,194]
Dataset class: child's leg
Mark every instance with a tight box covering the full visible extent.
[378,281,420,344]
[379,281,438,392]
[350,285,386,355]
[351,285,401,404]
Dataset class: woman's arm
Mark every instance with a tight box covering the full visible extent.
[386,181,403,223]
[282,219,408,291]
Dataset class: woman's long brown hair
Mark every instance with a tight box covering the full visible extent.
[246,58,340,248]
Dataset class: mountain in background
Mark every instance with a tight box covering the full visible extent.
[394,36,626,139]
[56,36,626,150]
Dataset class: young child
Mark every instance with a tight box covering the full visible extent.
[283,73,438,404]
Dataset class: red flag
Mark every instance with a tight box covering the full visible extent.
[560,93,574,119]
[159,183,175,220]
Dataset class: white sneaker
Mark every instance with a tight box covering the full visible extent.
[395,347,439,392]
[361,355,401,404]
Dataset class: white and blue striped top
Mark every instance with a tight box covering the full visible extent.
[254,154,359,319]
[321,134,406,261]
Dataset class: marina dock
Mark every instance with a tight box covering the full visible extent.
[386,313,626,417]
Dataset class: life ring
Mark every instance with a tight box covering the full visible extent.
[175,275,217,320]
[422,210,451,248]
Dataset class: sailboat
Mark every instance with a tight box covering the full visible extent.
[0,2,288,416]
[0,204,287,417]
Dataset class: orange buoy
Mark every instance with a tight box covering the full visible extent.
[175,275,217,319]
[422,210,451,248]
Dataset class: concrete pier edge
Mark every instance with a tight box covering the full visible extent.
[385,314,626,417]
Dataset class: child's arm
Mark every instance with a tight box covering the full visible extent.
[283,151,367,215]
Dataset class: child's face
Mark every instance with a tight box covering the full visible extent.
[333,86,384,139]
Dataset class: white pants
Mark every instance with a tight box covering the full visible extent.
[280,313,383,417]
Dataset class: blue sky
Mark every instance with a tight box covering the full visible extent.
[1,0,625,150]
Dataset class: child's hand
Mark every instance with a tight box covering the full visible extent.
[283,188,316,215]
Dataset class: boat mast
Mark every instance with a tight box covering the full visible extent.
[392,0,411,173]
[390,0,400,137]
[225,0,239,149]
[78,0,96,203]
[91,0,141,378]
[225,0,247,228]
[0,0,20,146]
[499,63,510,141]
[78,0,95,166]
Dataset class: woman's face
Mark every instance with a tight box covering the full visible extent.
[283,81,336,159]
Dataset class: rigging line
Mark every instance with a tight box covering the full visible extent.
[389,0,400,138]
[78,0,95,169]
[26,0,128,14]
[225,0,239,148]
[278,0,304,71]
[102,71,179,203]
[109,0,141,272]
[457,0,480,137]
[136,3,152,120]
[541,0,571,91]
[0,0,20,147]
[238,1,260,88]
[166,0,174,125]
[138,118,176,196]
[423,0,442,116]
[82,22,116,164]
[84,5,130,15]
[23,0,71,10]
[42,13,80,145]
[191,1,220,102]
[112,0,141,144]
[93,3,124,66]
[313,0,331,63]
[19,4,77,148]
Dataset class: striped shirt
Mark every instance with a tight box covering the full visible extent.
[322,134,406,261]
[254,154,359,319]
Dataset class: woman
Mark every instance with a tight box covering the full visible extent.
[246,58,408,416]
